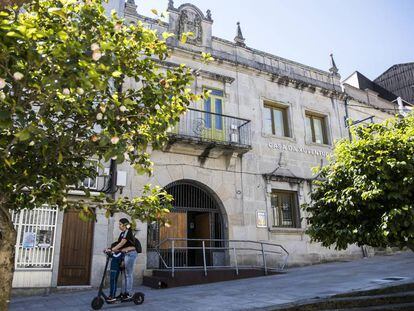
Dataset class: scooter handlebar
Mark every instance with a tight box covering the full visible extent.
[103,249,123,257]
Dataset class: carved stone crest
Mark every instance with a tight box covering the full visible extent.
[177,9,202,45]
[192,117,206,136]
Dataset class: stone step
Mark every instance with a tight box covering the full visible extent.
[144,268,282,289]
[142,275,169,289]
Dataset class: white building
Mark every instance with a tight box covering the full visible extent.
[12,0,403,291]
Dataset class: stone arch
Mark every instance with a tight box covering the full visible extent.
[164,179,228,234]
[146,179,229,267]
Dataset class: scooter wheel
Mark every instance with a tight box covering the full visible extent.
[91,296,104,310]
[133,292,145,305]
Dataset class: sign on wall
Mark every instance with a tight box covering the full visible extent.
[268,142,331,157]
[22,232,36,249]
[37,230,52,248]
[256,211,267,228]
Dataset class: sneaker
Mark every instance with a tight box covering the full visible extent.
[106,296,116,303]
[122,293,132,300]
[116,293,126,300]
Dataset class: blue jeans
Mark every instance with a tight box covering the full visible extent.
[121,251,137,294]
[109,252,124,297]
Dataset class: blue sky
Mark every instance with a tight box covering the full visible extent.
[135,0,413,81]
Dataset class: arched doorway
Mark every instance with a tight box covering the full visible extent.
[147,180,227,267]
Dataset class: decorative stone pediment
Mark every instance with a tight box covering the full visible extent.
[168,2,213,48]
[177,7,203,45]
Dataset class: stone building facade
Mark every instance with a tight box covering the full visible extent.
[11,0,402,290]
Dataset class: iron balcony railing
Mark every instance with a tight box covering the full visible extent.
[147,238,289,278]
[169,108,252,148]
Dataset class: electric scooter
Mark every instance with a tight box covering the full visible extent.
[91,251,145,310]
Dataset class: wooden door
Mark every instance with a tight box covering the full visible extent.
[159,212,187,249]
[192,212,211,266]
[57,210,94,286]
[194,213,211,245]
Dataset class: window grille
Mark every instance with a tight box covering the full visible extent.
[271,190,300,228]
[11,206,58,270]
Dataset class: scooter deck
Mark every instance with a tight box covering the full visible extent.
[106,297,133,304]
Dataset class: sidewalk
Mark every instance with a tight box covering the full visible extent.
[10,252,414,311]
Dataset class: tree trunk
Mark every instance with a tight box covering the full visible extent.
[0,203,16,311]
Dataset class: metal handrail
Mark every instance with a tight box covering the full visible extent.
[168,108,252,147]
[148,238,289,278]
[162,247,284,261]
[156,238,289,256]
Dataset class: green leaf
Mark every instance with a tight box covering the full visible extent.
[201,52,214,63]
[57,31,68,41]
[133,163,149,175]
[48,8,66,19]
[162,32,174,40]
[99,136,109,147]
[16,25,27,35]
[6,31,25,39]
[58,152,63,164]
[112,71,122,78]
[0,110,10,120]
[116,153,125,164]
[180,33,188,44]
[15,128,31,141]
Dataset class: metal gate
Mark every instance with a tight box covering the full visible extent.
[147,180,225,268]
[12,206,58,270]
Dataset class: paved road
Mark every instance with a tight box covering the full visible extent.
[10,252,414,311]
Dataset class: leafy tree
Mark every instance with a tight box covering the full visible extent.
[305,115,414,253]
[0,0,207,308]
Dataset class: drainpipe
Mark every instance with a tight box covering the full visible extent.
[240,156,245,226]
[107,159,118,197]
[105,75,122,248]
[263,175,271,241]
[105,158,117,250]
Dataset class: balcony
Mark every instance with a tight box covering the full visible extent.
[166,108,252,160]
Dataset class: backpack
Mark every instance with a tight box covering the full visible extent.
[129,236,142,253]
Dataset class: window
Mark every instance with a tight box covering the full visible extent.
[204,89,224,130]
[81,160,99,190]
[270,190,300,228]
[305,113,328,144]
[12,206,58,269]
[264,103,290,137]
